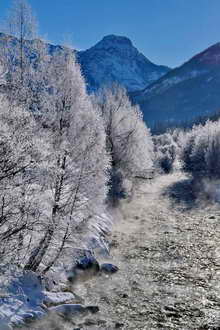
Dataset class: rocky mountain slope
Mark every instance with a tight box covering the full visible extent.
[78,35,170,92]
[132,43,220,126]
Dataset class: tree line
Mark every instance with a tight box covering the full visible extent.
[0,0,154,275]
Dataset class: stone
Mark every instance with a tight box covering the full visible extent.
[67,256,100,285]
[49,304,99,320]
[43,291,77,307]
[100,263,119,274]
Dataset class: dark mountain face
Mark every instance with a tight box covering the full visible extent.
[131,43,220,126]
[77,35,170,92]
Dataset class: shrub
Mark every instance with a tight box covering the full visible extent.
[180,120,220,179]
[153,130,181,174]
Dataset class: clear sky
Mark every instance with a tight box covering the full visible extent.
[0,0,219,68]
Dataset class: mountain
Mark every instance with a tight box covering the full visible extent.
[132,43,220,126]
[78,35,170,92]
[0,33,170,93]
[4,32,220,128]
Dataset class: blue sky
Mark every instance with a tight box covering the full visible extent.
[0,0,219,68]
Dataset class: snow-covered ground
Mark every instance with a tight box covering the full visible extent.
[0,272,46,329]
[0,271,97,329]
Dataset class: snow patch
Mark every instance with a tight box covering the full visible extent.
[0,272,46,327]
[43,291,77,307]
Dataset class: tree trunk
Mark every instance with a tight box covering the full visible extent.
[24,155,66,271]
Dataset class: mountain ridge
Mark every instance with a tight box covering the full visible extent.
[0,32,171,93]
[131,42,220,126]
[2,32,220,127]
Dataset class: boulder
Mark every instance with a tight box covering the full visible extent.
[100,263,119,274]
[43,291,77,307]
[49,304,99,320]
[67,256,100,285]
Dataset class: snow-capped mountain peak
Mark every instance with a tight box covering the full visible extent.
[94,34,134,49]
[78,35,170,92]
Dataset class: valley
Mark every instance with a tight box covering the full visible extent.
[1,1,220,329]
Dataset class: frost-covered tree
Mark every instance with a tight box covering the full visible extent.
[93,85,154,202]
[91,85,154,203]
[0,0,48,114]
[25,52,110,272]
[0,97,43,268]
[180,120,220,179]
[153,129,182,174]
[3,0,37,84]
[0,1,53,270]
[94,85,154,178]
[0,0,110,279]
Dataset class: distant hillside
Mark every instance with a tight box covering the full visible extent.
[131,43,220,126]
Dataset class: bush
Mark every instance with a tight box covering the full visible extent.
[153,129,182,174]
[180,120,220,179]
